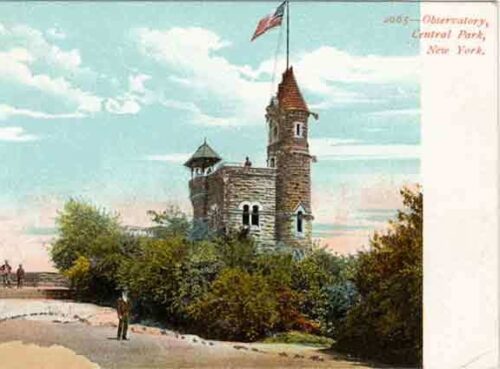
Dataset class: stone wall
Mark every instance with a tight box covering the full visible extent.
[188,165,277,249]
[267,107,313,250]
[221,166,276,250]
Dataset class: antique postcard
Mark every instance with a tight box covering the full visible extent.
[0,1,497,369]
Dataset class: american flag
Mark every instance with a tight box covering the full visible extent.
[251,1,286,42]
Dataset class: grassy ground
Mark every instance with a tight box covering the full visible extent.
[262,331,334,347]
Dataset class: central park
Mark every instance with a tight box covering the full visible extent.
[0,186,422,369]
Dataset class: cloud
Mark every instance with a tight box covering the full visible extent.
[368,108,420,117]
[310,138,420,161]
[0,127,38,142]
[160,98,238,127]
[105,97,141,115]
[135,26,419,126]
[129,73,151,94]
[146,153,190,163]
[0,104,85,120]
[2,24,81,72]
[0,49,102,113]
[1,24,165,119]
[135,27,273,126]
[103,73,153,115]
[46,26,67,40]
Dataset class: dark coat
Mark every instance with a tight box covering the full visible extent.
[117,297,131,318]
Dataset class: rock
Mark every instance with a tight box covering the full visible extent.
[279,352,288,357]
[294,354,304,359]
[309,355,324,361]
[233,345,248,350]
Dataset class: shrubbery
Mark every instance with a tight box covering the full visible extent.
[334,187,423,366]
[50,187,422,366]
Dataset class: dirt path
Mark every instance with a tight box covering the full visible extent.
[0,300,374,369]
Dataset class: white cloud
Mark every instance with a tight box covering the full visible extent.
[103,73,153,115]
[135,27,420,125]
[0,104,85,120]
[105,97,141,115]
[46,26,66,40]
[0,127,38,142]
[136,27,270,126]
[310,138,420,161]
[0,48,102,114]
[129,73,151,94]
[146,153,190,163]
[368,108,420,117]
[5,24,80,71]
[160,98,237,127]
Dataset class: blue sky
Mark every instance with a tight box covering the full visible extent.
[0,2,420,268]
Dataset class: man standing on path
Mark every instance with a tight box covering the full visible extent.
[117,290,131,341]
[16,264,25,289]
[1,261,12,288]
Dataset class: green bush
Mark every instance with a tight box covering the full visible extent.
[262,331,334,347]
[334,187,422,366]
[188,268,279,341]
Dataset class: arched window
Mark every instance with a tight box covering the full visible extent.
[269,157,275,168]
[273,125,278,141]
[297,211,304,234]
[242,205,250,226]
[251,205,260,226]
[294,122,304,138]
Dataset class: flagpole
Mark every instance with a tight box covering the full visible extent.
[286,0,290,69]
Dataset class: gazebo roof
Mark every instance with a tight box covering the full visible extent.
[184,141,222,168]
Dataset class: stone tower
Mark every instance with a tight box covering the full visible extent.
[266,67,317,249]
[184,140,222,221]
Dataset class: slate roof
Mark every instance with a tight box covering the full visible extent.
[277,67,308,111]
[184,141,222,168]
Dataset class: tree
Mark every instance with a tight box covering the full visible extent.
[188,268,279,341]
[147,205,190,239]
[51,199,123,271]
[50,199,132,302]
[335,186,423,366]
[117,236,189,323]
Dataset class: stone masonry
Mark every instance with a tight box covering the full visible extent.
[185,67,316,251]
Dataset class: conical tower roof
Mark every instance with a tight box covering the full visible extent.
[277,67,308,111]
[184,140,222,168]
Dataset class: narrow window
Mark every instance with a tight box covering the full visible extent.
[273,125,278,140]
[242,205,250,226]
[270,157,275,168]
[295,123,301,137]
[251,205,259,226]
[297,211,303,233]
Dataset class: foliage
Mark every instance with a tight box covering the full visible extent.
[262,331,334,347]
[50,188,422,365]
[50,199,122,271]
[63,255,91,293]
[50,199,129,302]
[215,231,258,271]
[334,187,423,366]
[147,205,190,239]
[117,237,223,325]
[291,249,357,336]
[188,268,279,341]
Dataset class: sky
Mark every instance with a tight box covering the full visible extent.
[0,2,420,270]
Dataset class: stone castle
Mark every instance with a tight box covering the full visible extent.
[184,67,317,250]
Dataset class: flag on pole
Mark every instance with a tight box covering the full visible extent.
[251,1,286,41]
